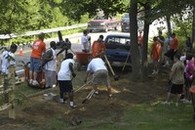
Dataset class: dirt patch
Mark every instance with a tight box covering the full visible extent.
[0,68,169,130]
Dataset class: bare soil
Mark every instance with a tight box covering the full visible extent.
[0,67,169,130]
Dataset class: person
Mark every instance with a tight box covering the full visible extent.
[92,35,105,58]
[84,57,112,97]
[1,44,17,102]
[182,57,195,103]
[57,53,76,108]
[1,44,18,75]
[185,36,192,52]
[29,33,46,86]
[163,35,172,55]
[150,36,162,74]
[44,41,57,88]
[81,30,90,53]
[157,30,165,63]
[162,54,185,106]
[163,33,179,67]
[157,30,165,46]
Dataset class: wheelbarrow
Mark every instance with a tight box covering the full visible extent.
[75,52,92,71]
[190,86,195,122]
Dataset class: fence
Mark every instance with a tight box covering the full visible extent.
[0,23,87,40]
[0,65,16,119]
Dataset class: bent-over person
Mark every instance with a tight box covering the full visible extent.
[84,57,112,97]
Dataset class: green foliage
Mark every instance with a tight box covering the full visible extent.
[59,0,129,21]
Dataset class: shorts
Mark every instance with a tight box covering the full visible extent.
[30,57,41,72]
[58,80,73,93]
[185,77,193,88]
[92,69,110,86]
[170,84,183,94]
[164,49,177,60]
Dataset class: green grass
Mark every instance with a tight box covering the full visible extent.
[38,103,195,130]
[120,104,195,130]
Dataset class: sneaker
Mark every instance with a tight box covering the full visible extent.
[95,91,99,95]
[183,99,191,104]
[152,70,156,75]
[109,94,112,97]
[70,104,77,109]
[161,101,170,105]
[70,101,76,108]
[32,80,39,86]
[180,98,186,102]
[59,98,64,103]
[29,79,33,85]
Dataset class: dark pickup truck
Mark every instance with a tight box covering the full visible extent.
[104,32,131,65]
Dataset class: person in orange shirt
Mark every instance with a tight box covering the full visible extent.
[151,36,162,74]
[29,33,46,86]
[163,33,179,67]
[92,35,105,58]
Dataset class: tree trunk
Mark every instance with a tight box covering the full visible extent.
[130,0,140,80]
[192,7,195,48]
[166,15,172,36]
[141,4,151,80]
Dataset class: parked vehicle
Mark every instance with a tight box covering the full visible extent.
[87,16,120,32]
[121,13,144,32]
[104,32,131,66]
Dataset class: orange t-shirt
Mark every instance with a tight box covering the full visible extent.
[92,41,106,58]
[170,37,179,50]
[151,41,161,61]
[31,39,46,59]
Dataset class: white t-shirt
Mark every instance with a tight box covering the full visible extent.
[87,58,107,73]
[1,50,15,74]
[81,35,89,50]
[58,59,75,80]
[44,48,56,71]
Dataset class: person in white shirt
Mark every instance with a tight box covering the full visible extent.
[81,30,91,53]
[44,41,57,88]
[58,53,76,108]
[84,57,112,97]
[1,44,17,75]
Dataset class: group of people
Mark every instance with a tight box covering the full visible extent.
[27,31,112,108]
[162,53,195,106]
[150,31,179,74]
[149,30,195,106]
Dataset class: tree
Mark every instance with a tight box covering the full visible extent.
[129,0,140,80]
[59,0,128,20]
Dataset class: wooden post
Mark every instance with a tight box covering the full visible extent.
[7,65,15,119]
